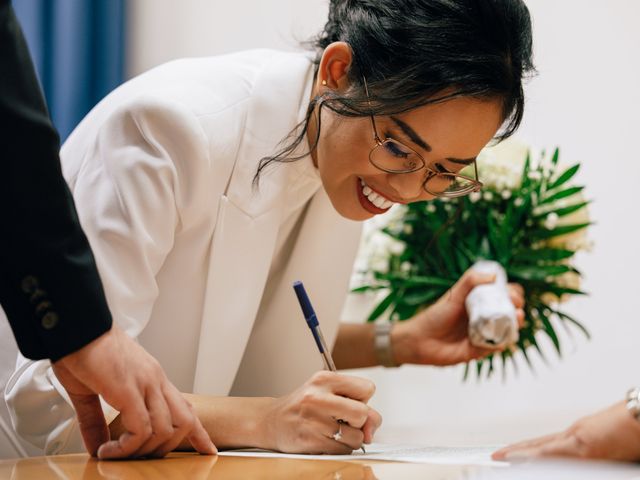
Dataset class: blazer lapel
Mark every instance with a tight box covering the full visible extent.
[192,52,314,395]
[228,188,363,397]
[193,194,283,395]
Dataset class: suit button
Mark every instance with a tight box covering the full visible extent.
[35,301,53,315]
[41,312,59,330]
[30,289,48,304]
[21,275,39,293]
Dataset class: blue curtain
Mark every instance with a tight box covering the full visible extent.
[13,0,126,141]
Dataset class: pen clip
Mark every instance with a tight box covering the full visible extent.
[293,281,318,326]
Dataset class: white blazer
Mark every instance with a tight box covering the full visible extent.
[5,49,363,454]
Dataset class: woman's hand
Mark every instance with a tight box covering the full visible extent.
[392,267,525,366]
[492,401,640,462]
[259,371,382,454]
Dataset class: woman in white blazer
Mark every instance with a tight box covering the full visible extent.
[6,0,533,456]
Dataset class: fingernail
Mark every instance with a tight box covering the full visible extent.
[502,451,532,461]
[96,445,106,459]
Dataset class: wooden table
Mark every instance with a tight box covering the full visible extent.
[2,452,640,479]
[0,453,477,479]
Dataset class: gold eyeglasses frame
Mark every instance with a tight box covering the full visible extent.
[361,77,483,198]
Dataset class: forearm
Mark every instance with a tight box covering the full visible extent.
[180,395,275,450]
[109,394,275,451]
[332,323,376,369]
[332,323,414,369]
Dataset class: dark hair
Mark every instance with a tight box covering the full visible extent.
[254,0,535,185]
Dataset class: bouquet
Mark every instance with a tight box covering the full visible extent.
[353,139,592,379]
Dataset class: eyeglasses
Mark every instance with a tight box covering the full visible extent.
[362,78,483,198]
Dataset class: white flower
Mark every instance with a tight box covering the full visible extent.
[387,238,405,255]
[528,170,542,181]
[400,261,412,273]
[370,257,389,273]
[501,190,512,200]
[483,191,494,201]
[350,205,407,287]
[514,197,524,207]
[469,191,482,203]
[544,212,559,230]
[476,138,530,190]
[426,203,436,213]
[403,224,413,235]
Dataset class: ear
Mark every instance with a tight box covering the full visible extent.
[316,41,353,92]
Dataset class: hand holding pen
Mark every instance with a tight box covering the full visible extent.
[293,281,381,454]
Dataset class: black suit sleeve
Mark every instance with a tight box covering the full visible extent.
[0,0,112,362]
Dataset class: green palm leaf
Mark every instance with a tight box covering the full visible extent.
[547,164,580,191]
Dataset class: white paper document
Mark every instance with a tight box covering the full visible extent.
[219,443,506,466]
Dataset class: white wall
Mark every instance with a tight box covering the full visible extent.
[127,0,640,444]
[127,0,328,77]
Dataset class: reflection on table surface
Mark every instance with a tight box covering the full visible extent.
[2,453,640,480]
[0,454,471,480]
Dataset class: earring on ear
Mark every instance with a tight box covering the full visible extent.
[321,79,328,86]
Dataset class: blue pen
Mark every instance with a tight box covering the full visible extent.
[293,280,366,454]
[293,281,337,371]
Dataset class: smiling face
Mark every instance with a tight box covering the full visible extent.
[310,95,504,221]
[308,42,505,222]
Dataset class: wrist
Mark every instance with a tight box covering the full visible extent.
[54,325,115,367]
[182,394,275,450]
[374,322,398,367]
[252,397,278,451]
[390,321,417,365]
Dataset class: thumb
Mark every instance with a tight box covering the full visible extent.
[449,269,496,303]
[67,393,110,457]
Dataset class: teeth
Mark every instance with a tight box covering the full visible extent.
[359,178,394,210]
[373,196,386,208]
